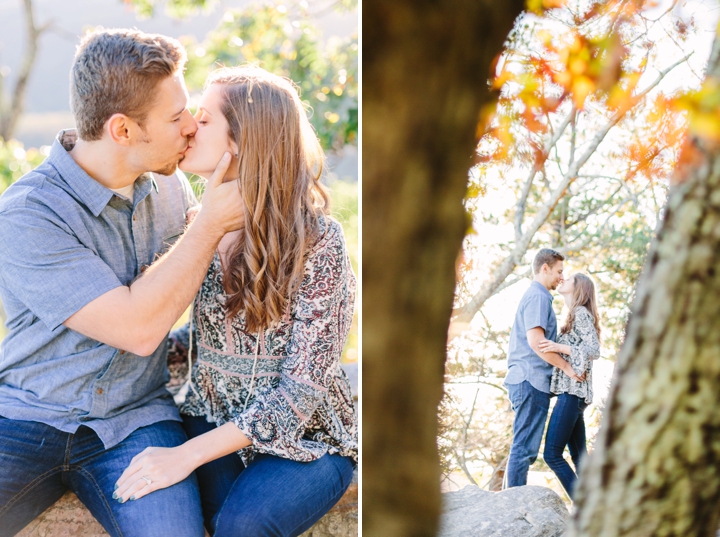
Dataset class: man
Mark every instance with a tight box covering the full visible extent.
[504,248,583,488]
[0,29,241,536]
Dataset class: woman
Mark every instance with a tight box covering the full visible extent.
[538,273,600,499]
[114,66,357,536]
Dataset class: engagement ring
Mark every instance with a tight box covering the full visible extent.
[141,475,152,486]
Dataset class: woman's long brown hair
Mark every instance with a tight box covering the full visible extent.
[560,273,602,341]
[207,66,330,332]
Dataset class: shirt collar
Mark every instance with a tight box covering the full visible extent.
[134,173,159,206]
[530,280,552,298]
[47,129,158,216]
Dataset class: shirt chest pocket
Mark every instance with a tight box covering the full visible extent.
[162,228,184,250]
[149,226,185,264]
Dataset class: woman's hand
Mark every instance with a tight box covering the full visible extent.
[113,445,198,503]
[113,423,252,503]
[561,362,586,383]
[186,205,200,225]
[538,340,572,356]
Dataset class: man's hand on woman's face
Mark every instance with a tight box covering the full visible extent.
[192,152,245,235]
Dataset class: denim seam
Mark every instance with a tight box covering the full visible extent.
[72,465,125,537]
[63,431,75,471]
[0,466,64,520]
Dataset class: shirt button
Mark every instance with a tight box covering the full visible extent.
[133,215,137,221]
[97,388,104,395]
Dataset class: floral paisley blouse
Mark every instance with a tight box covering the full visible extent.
[168,217,357,465]
[549,306,600,405]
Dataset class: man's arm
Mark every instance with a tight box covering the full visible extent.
[64,153,239,356]
[527,327,584,382]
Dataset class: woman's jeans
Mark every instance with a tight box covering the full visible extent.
[544,393,588,498]
[182,415,355,537]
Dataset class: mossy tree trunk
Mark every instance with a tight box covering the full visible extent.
[569,32,720,537]
[362,2,525,535]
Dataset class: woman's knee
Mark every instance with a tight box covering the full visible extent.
[543,442,564,467]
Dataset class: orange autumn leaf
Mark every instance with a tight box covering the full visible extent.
[571,76,595,108]
[527,0,567,14]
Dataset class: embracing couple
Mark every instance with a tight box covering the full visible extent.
[504,248,601,499]
[0,28,357,537]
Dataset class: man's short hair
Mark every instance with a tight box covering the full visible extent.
[532,248,565,274]
[70,28,187,141]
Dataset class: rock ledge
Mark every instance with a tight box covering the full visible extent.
[438,485,568,537]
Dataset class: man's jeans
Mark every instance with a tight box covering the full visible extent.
[0,417,204,537]
[506,380,551,487]
[544,393,588,497]
[183,415,355,537]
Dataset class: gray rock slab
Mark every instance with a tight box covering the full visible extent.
[438,485,568,537]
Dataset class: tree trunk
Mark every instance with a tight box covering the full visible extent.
[568,32,720,537]
[0,0,45,141]
[362,2,524,535]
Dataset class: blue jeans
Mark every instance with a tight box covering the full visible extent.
[506,380,551,487]
[182,415,355,537]
[544,393,588,498]
[0,417,204,537]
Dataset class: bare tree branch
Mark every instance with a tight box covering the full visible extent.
[578,174,641,205]
[558,195,636,254]
[514,104,576,241]
[455,387,481,486]
[564,184,624,229]
[0,0,49,140]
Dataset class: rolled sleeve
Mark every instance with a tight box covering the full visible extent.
[0,207,122,331]
[232,222,353,459]
[522,295,552,334]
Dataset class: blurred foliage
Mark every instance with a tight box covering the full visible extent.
[0,138,46,195]
[123,0,357,19]
[122,0,358,150]
[123,0,214,19]
[181,3,357,150]
[328,178,358,363]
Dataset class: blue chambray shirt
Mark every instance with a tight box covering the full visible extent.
[0,130,196,448]
[504,280,558,393]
